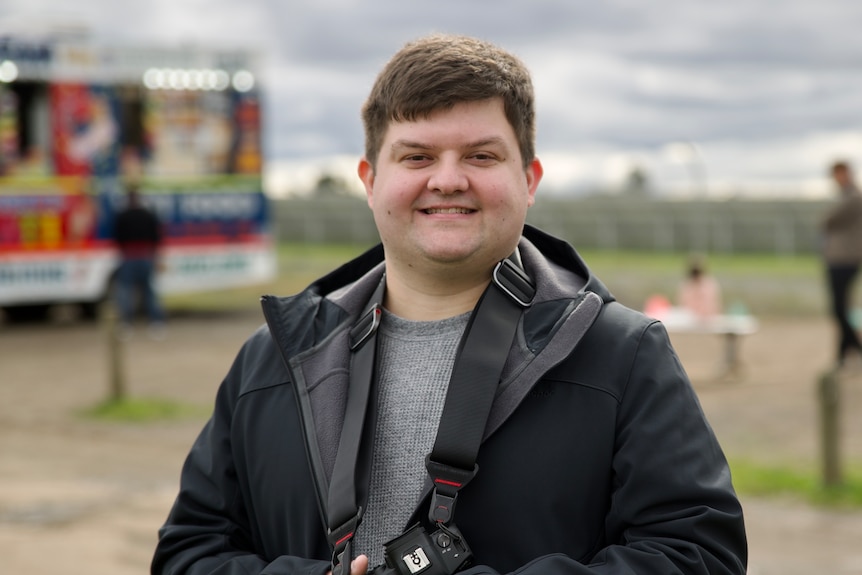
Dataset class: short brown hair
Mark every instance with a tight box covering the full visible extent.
[361,34,536,169]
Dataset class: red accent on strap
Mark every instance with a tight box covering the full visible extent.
[335,532,354,546]
[434,478,462,488]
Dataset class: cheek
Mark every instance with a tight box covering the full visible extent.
[375,179,415,211]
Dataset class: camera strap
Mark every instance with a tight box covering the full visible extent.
[328,276,385,575]
[327,256,535,575]
[424,257,533,525]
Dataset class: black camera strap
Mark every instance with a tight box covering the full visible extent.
[328,277,385,575]
[328,257,534,575]
[424,258,533,525]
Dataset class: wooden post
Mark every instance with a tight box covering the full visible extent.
[105,306,127,402]
[722,332,739,378]
[818,369,842,487]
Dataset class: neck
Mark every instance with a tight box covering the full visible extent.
[383,263,492,321]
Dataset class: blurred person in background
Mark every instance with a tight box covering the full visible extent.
[152,34,746,575]
[821,160,862,370]
[113,182,165,338]
[677,254,722,320]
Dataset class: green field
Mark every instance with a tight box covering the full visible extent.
[165,243,832,317]
[580,249,827,317]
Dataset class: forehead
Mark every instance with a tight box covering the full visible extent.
[383,99,515,146]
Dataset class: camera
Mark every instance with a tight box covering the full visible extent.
[370,523,472,575]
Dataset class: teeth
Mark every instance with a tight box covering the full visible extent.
[425,207,471,214]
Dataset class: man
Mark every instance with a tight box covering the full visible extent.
[113,183,165,334]
[821,160,862,369]
[152,34,747,575]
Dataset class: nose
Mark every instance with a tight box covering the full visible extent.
[426,157,468,195]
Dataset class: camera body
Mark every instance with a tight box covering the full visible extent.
[370,523,472,575]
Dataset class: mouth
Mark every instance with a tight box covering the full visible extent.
[422,207,475,215]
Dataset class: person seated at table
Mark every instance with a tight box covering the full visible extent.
[678,255,722,320]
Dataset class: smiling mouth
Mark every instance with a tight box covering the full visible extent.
[423,207,474,214]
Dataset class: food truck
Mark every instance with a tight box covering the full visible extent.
[0,32,275,320]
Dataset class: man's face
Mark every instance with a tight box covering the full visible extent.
[358,98,542,276]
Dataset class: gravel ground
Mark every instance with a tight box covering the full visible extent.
[0,310,860,575]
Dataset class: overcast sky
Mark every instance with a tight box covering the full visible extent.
[3,0,862,197]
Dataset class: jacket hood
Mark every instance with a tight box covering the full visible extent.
[519,224,615,305]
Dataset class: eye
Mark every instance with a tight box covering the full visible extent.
[401,153,433,167]
[469,151,500,164]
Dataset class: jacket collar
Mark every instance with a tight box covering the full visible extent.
[262,224,613,348]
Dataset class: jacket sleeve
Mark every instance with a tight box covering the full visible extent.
[151,341,331,575]
[463,318,748,575]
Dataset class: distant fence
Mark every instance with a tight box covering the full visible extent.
[272,196,829,255]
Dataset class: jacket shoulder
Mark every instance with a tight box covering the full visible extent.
[546,300,670,401]
[590,300,658,341]
[225,323,289,398]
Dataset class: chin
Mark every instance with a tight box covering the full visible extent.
[426,251,472,265]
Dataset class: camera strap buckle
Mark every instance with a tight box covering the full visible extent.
[493,258,535,307]
[425,458,478,524]
[349,303,382,350]
[331,539,353,575]
[328,510,362,575]
[430,491,457,525]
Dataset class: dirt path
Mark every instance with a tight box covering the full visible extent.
[1,312,861,574]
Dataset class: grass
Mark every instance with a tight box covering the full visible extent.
[578,249,819,274]
[577,248,827,317]
[730,458,862,508]
[80,397,211,423]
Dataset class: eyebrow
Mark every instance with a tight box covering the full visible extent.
[389,136,509,154]
[390,139,432,153]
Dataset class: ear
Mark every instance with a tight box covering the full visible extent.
[357,157,375,208]
[525,158,543,207]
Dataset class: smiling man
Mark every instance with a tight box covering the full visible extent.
[152,34,747,575]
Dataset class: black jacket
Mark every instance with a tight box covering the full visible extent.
[153,225,747,575]
[114,205,161,258]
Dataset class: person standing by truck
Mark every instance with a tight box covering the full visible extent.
[113,183,165,337]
